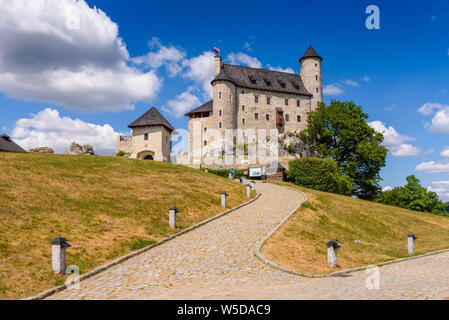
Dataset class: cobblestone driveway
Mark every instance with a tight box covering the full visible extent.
[48,182,449,300]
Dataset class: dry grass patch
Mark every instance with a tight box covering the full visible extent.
[0,153,251,299]
[262,182,449,275]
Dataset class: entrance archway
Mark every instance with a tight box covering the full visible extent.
[137,150,155,160]
[143,155,154,160]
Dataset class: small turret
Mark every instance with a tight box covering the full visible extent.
[299,45,323,111]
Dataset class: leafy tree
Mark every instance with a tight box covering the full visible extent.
[445,202,449,213]
[286,158,354,196]
[376,175,447,216]
[300,100,387,200]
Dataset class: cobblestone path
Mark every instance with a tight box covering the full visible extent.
[49,182,449,300]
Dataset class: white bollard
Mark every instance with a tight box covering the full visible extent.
[52,236,71,274]
[221,192,228,208]
[250,181,256,188]
[327,240,341,268]
[408,233,417,255]
[247,184,251,198]
[169,206,178,229]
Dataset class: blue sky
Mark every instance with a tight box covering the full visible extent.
[0,0,448,200]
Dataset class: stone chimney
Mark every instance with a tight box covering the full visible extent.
[214,55,222,76]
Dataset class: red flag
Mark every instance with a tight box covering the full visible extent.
[213,47,220,55]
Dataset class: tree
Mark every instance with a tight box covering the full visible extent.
[300,100,387,200]
[445,202,449,213]
[376,175,447,216]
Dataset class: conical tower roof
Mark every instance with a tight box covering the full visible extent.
[299,45,323,63]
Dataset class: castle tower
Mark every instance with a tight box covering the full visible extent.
[299,45,323,111]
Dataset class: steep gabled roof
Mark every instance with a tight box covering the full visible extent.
[184,100,213,117]
[0,134,26,153]
[128,107,174,132]
[299,45,323,63]
[211,64,311,96]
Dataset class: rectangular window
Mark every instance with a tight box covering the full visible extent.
[144,133,149,140]
[297,115,301,122]
[242,105,245,111]
[219,92,222,99]
[204,140,207,146]
[219,122,222,128]
[204,127,207,133]
[316,75,318,80]
[266,114,270,121]
[255,113,259,120]
[255,96,258,103]
[285,114,289,122]
[316,88,319,93]
[285,99,288,106]
[267,97,271,105]
[242,118,245,125]
[297,100,300,107]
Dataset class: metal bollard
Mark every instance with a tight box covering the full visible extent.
[221,192,228,208]
[169,206,178,229]
[247,184,251,198]
[408,233,418,255]
[52,236,71,274]
[327,240,341,268]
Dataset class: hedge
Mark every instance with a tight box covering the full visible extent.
[286,158,353,196]
[205,168,248,179]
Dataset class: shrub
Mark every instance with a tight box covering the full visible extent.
[286,158,353,196]
[206,168,249,179]
[116,150,126,157]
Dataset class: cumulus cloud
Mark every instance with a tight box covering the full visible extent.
[428,181,449,201]
[382,186,393,192]
[0,0,161,112]
[226,52,262,69]
[418,103,449,134]
[416,160,449,174]
[362,76,371,82]
[368,121,421,157]
[182,51,216,99]
[441,147,449,158]
[163,87,202,118]
[132,37,186,77]
[323,84,344,96]
[11,108,121,155]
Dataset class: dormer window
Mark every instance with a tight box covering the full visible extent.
[264,78,272,86]
[278,79,286,88]
[291,81,299,90]
[248,75,257,84]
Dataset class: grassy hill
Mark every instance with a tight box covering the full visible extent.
[0,153,251,299]
[263,182,449,275]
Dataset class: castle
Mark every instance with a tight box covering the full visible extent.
[117,45,323,167]
[183,45,323,168]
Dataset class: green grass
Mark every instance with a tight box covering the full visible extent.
[262,182,449,274]
[0,152,251,299]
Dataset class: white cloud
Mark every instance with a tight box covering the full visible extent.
[267,65,295,73]
[226,52,262,69]
[441,147,449,158]
[11,108,121,155]
[132,37,185,77]
[427,181,449,201]
[417,102,446,116]
[424,148,435,156]
[182,51,216,99]
[368,121,421,157]
[323,84,344,96]
[416,160,449,174]
[344,79,359,87]
[362,76,371,82]
[0,0,161,112]
[418,103,449,134]
[163,87,201,118]
[382,186,393,192]
[391,144,421,157]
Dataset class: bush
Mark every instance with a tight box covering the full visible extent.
[116,150,126,157]
[206,168,248,179]
[286,158,353,196]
